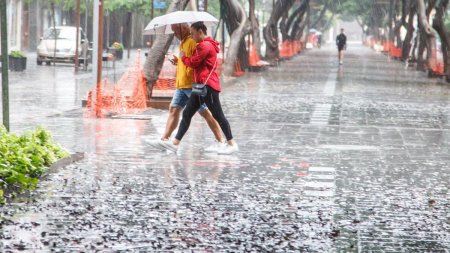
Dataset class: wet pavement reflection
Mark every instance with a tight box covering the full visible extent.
[1,45,450,251]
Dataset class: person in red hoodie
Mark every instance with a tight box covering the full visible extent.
[161,21,238,155]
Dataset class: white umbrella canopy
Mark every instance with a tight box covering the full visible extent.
[143,11,219,35]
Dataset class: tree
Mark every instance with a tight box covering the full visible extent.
[286,0,309,41]
[220,0,250,76]
[432,0,450,80]
[416,0,437,71]
[401,0,416,61]
[248,0,262,56]
[263,0,296,62]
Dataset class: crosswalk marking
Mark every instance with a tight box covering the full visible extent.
[323,70,337,96]
[305,181,335,188]
[304,190,335,197]
[308,167,336,173]
[310,104,332,125]
[304,166,336,197]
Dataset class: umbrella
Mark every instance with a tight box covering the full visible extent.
[143,11,219,35]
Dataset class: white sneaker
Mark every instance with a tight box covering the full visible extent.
[204,141,225,153]
[217,143,239,155]
[161,139,179,153]
[146,138,166,151]
[339,61,343,65]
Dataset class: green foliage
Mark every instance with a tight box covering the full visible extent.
[335,0,371,22]
[104,0,152,12]
[0,126,69,203]
[206,1,220,20]
[30,0,172,16]
[9,50,26,58]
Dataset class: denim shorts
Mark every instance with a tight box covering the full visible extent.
[171,88,207,112]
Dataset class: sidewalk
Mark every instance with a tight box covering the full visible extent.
[1,44,450,251]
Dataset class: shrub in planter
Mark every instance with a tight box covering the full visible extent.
[0,126,70,203]
[9,50,27,72]
[109,42,123,60]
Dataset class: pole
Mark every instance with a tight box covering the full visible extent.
[51,3,56,66]
[93,0,99,81]
[1,0,9,131]
[95,0,104,117]
[83,0,88,71]
[75,0,80,72]
[204,0,208,11]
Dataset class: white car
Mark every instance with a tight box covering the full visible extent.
[37,26,89,65]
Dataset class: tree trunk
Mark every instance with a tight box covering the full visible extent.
[411,33,419,62]
[248,0,261,56]
[401,1,415,61]
[286,0,308,41]
[432,0,450,80]
[393,19,402,47]
[189,0,197,11]
[289,0,309,41]
[143,0,190,99]
[220,0,250,76]
[263,0,296,62]
[280,12,289,42]
[388,0,395,42]
[416,0,437,72]
[310,0,328,29]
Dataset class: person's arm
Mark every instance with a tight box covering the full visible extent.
[182,43,208,68]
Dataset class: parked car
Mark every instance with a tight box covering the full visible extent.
[37,26,90,66]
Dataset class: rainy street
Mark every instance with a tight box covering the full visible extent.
[1,43,450,252]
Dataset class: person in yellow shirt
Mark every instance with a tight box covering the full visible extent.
[149,23,223,152]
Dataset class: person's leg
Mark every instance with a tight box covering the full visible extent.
[161,89,189,140]
[202,87,235,146]
[183,88,223,142]
[162,106,182,139]
[160,95,201,153]
[173,94,202,144]
[198,107,224,142]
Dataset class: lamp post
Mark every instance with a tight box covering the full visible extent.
[1,0,9,131]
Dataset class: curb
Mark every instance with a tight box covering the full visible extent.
[43,152,85,179]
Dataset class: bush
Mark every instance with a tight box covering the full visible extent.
[9,50,26,58]
[0,126,69,203]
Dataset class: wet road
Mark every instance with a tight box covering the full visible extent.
[1,44,450,252]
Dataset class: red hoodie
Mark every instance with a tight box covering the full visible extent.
[181,37,221,92]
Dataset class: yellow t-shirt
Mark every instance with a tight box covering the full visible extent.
[176,36,197,89]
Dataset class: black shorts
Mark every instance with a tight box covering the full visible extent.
[338,45,345,51]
